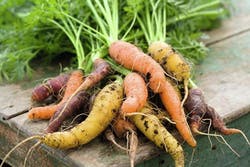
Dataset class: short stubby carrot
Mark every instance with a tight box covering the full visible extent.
[31,73,70,102]
[28,70,84,120]
[112,115,137,138]
[111,114,138,167]
[120,72,148,114]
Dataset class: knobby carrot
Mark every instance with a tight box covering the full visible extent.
[109,40,196,147]
[28,70,84,120]
[130,104,185,167]
[185,88,247,135]
[121,72,148,115]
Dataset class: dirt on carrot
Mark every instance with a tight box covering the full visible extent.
[109,40,196,147]
[40,80,123,149]
[148,41,191,106]
[129,104,185,167]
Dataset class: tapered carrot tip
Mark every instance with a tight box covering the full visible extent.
[218,127,242,135]
[120,97,139,114]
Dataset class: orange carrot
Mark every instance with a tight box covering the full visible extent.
[109,40,196,147]
[121,72,148,115]
[160,82,196,147]
[28,70,84,120]
[109,40,166,93]
[112,116,137,138]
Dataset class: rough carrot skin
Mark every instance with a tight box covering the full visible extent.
[109,40,166,93]
[148,41,191,106]
[185,88,242,135]
[148,41,190,83]
[121,72,148,114]
[109,40,196,147]
[130,105,184,167]
[45,58,111,133]
[39,81,123,149]
[31,73,70,102]
[28,70,84,120]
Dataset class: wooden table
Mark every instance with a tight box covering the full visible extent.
[1,0,250,166]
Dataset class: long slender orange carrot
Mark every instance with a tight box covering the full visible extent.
[121,72,148,115]
[160,82,196,147]
[109,40,196,147]
[28,70,84,120]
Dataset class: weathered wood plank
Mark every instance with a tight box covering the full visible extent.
[1,1,250,166]
[204,16,250,45]
[196,31,250,122]
[0,84,160,167]
[203,0,250,45]
[0,121,79,167]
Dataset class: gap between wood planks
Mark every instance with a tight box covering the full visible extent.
[205,27,250,46]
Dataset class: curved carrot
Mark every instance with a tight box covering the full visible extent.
[185,88,244,135]
[121,72,148,114]
[28,70,84,120]
[109,40,166,93]
[109,40,196,147]
[40,80,123,149]
[130,104,185,167]
[45,58,111,133]
[31,73,70,102]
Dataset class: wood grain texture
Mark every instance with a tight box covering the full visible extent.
[196,31,250,122]
[1,1,250,166]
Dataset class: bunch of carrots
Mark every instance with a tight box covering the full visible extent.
[1,1,249,167]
